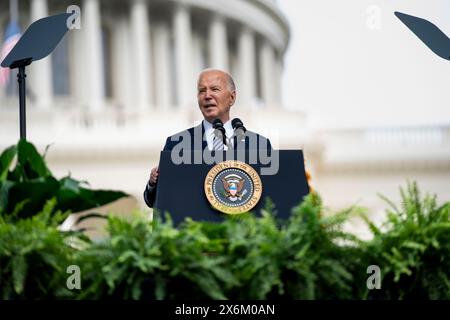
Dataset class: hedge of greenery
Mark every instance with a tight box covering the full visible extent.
[1,184,449,300]
[0,141,449,299]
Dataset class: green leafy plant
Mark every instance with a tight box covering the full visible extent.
[275,194,364,299]
[76,213,238,299]
[0,198,88,299]
[0,140,128,221]
[206,195,364,299]
[76,184,449,300]
[0,174,448,300]
[360,182,450,299]
[76,195,364,300]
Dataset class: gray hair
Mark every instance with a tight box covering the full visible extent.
[198,68,236,92]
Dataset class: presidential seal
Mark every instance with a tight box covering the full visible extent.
[204,160,262,214]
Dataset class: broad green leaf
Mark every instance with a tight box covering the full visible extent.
[0,145,17,181]
[17,139,52,179]
[56,187,128,213]
[5,177,59,219]
[0,180,15,213]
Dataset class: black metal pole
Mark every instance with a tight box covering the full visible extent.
[17,65,26,140]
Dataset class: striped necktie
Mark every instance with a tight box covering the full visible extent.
[212,135,224,151]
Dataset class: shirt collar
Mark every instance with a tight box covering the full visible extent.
[202,119,233,137]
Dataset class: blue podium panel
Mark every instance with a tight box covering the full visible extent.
[154,150,310,225]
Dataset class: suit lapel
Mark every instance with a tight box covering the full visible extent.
[190,122,207,150]
[201,123,208,150]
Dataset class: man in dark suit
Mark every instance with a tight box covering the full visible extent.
[144,68,272,207]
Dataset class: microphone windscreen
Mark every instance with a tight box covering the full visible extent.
[213,118,223,128]
[232,118,243,129]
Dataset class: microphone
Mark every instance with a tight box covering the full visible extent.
[232,118,247,142]
[212,118,227,145]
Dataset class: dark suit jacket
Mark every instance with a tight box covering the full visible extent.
[143,123,272,208]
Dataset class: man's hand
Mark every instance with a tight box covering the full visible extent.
[149,166,159,186]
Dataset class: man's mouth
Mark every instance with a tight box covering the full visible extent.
[203,103,217,109]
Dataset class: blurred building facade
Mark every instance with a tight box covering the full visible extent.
[1,0,449,231]
[0,0,309,207]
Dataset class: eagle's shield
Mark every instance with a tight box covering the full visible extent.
[229,183,238,196]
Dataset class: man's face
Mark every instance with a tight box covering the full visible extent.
[197,71,236,123]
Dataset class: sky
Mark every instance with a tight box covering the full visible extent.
[278,0,450,129]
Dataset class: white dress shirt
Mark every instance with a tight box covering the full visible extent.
[203,119,234,151]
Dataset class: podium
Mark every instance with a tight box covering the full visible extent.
[154,150,310,225]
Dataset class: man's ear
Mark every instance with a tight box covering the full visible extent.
[230,90,236,106]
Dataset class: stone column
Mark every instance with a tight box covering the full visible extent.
[30,0,52,109]
[173,3,193,108]
[70,19,84,108]
[130,0,152,110]
[237,26,256,107]
[153,22,171,109]
[82,0,104,110]
[192,33,203,78]
[274,55,283,106]
[259,40,276,108]
[112,16,133,110]
[208,14,228,71]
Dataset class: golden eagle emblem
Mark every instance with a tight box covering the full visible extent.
[204,160,262,215]
[221,174,247,202]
